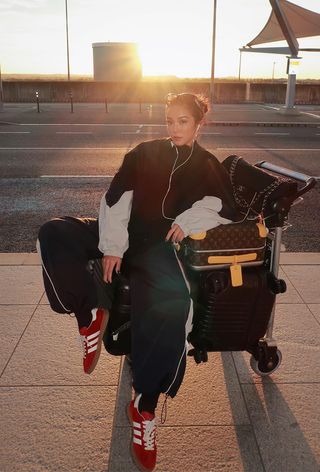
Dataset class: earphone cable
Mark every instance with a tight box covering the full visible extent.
[162,141,195,221]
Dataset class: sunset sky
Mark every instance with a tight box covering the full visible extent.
[0,0,319,79]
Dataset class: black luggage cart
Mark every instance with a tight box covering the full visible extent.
[90,159,316,377]
[186,159,316,375]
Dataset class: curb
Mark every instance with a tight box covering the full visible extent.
[1,252,320,266]
[1,120,319,128]
[205,121,319,128]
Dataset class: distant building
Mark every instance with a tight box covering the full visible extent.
[92,42,142,81]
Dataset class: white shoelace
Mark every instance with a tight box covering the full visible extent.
[78,335,87,358]
[142,418,156,451]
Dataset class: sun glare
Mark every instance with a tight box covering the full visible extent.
[0,0,319,79]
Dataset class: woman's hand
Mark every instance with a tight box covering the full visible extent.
[102,255,122,283]
[165,224,185,243]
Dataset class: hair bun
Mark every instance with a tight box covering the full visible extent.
[195,95,209,114]
[165,92,209,122]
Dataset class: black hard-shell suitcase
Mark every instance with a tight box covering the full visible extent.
[104,275,131,356]
[87,258,131,356]
[189,266,275,354]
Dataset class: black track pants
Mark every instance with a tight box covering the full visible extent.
[37,216,115,329]
[37,216,193,397]
[129,241,192,398]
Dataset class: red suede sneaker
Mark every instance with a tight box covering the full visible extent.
[127,394,157,472]
[79,308,108,374]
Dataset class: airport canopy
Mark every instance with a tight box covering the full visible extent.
[246,0,320,47]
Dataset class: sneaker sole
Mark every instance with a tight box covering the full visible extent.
[85,309,109,374]
[126,403,157,472]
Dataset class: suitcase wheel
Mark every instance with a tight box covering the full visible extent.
[250,348,282,376]
[188,348,208,364]
[194,349,208,364]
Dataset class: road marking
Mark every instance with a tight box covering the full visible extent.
[0,147,129,150]
[1,147,319,152]
[207,121,316,126]
[4,121,318,127]
[301,112,320,120]
[55,131,93,134]
[205,108,267,112]
[40,174,114,178]
[254,132,290,135]
[121,131,161,135]
[263,105,280,110]
[216,148,320,151]
[15,123,167,127]
[0,131,31,134]
[138,131,161,134]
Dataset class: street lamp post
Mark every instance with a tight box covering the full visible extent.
[65,0,74,112]
[65,0,70,81]
[210,0,217,104]
[238,49,243,81]
[0,64,3,111]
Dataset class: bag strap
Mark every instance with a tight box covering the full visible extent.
[229,156,259,217]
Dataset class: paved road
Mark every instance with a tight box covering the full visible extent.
[0,112,319,253]
[1,102,320,125]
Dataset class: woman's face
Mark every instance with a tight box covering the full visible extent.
[166,105,200,147]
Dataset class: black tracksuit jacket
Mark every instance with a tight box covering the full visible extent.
[98,138,236,258]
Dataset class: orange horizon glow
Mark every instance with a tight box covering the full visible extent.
[0,0,319,80]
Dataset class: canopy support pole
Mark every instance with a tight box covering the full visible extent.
[280,55,301,115]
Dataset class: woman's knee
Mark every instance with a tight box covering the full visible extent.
[38,217,70,244]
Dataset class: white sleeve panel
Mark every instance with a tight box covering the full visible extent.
[173,196,232,236]
[98,190,133,258]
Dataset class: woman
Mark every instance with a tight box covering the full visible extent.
[37,93,236,472]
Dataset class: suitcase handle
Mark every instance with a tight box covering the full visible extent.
[255,161,317,198]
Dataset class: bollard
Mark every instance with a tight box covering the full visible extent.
[69,90,74,113]
[105,98,108,113]
[36,91,40,113]
[0,64,3,112]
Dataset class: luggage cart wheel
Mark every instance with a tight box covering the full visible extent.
[250,349,282,376]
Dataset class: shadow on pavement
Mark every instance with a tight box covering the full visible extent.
[222,352,319,472]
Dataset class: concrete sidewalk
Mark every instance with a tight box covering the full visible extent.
[1,252,320,472]
[1,102,320,127]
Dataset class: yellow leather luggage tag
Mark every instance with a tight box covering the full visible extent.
[230,264,243,287]
[207,253,258,288]
[256,222,268,238]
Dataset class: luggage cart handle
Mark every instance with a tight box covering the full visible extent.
[256,161,317,198]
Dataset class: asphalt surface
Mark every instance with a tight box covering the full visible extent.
[0,103,319,252]
[1,102,320,125]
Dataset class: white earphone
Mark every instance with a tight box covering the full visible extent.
[161,141,195,220]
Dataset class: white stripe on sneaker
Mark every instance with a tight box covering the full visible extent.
[134,429,142,437]
[87,338,99,347]
[87,330,100,341]
[133,421,141,428]
[87,345,98,354]
[133,437,142,445]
